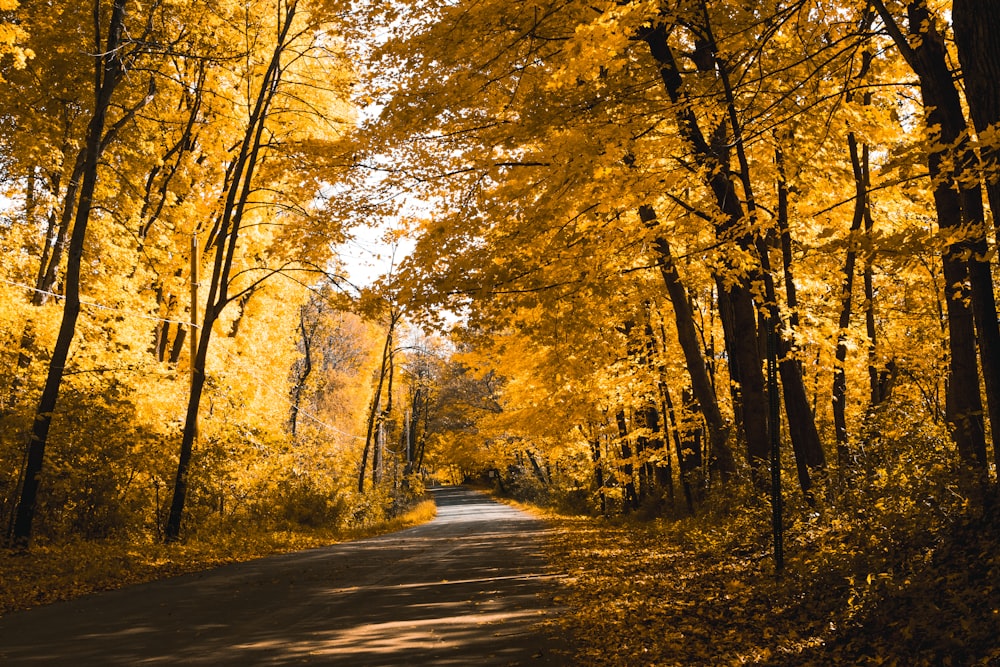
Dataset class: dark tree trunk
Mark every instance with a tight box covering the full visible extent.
[640,205,736,479]
[679,388,705,507]
[953,0,1000,221]
[289,311,313,437]
[10,0,130,548]
[614,409,638,511]
[168,326,187,364]
[833,132,870,469]
[640,24,771,481]
[588,425,607,515]
[698,4,827,492]
[662,382,695,513]
[374,343,395,487]
[872,0,992,471]
[165,2,299,541]
[953,0,1000,476]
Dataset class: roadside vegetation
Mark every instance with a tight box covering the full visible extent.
[484,426,1000,666]
[0,498,435,616]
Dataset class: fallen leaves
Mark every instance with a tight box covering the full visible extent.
[542,505,1000,666]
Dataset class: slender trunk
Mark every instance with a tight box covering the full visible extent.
[953,0,1000,223]
[640,23,770,477]
[374,340,395,487]
[833,132,869,468]
[415,392,430,472]
[680,388,704,509]
[699,2,826,491]
[953,0,1000,476]
[654,389,675,508]
[10,0,129,547]
[661,382,694,513]
[357,388,380,493]
[526,450,548,484]
[871,0,991,471]
[587,425,607,515]
[165,2,299,541]
[640,205,736,479]
[168,326,187,364]
[864,208,881,406]
[289,311,313,437]
[404,387,422,472]
[775,143,801,334]
[614,409,638,511]
[358,309,398,493]
[7,152,87,411]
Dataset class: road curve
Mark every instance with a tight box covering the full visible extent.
[0,487,571,665]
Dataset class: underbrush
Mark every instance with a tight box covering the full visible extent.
[519,407,1000,664]
[0,498,436,617]
[543,490,1000,665]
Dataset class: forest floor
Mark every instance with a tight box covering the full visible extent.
[0,499,437,617]
[537,494,1000,666]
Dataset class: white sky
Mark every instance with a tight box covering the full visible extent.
[336,219,416,289]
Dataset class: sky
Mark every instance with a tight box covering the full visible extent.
[336,219,416,289]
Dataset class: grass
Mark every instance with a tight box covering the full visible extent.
[0,498,437,617]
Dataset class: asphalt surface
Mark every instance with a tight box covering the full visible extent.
[0,486,572,665]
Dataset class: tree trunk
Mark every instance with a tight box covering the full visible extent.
[640,23,770,479]
[699,4,827,492]
[358,308,398,493]
[374,341,395,487]
[289,310,313,437]
[871,0,991,471]
[165,1,299,541]
[953,0,1000,476]
[833,133,869,470]
[640,205,736,480]
[587,425,607,515]
[10,0,129,548]
[614,409,638,511]
[953,0,1000,222]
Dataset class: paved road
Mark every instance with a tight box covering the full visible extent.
[0,487,571,665]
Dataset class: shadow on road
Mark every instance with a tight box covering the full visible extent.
[0,487,572,666]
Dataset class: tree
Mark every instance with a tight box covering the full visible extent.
[952,0,1000,477]
[164,0,352,541]
[10,0,158,547]
[871,0,999,475]
[357,300,401,493]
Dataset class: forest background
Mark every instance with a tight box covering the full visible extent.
[2,0,1000,663]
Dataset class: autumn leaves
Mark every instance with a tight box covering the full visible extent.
[361,0,1000,508]
[1,1,357,546]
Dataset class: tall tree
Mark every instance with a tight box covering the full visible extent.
[952,0,1000,478]
[640,205,736,480]
[164,0,352,540]
[358,303,401,493]
[10,0,156,547]
[953,0,1000,221]
[871,0,997,473]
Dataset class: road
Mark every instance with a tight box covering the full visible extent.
[0,487,571,665]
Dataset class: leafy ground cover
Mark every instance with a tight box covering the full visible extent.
[541,493,1000,666]
[0,499,436,617]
